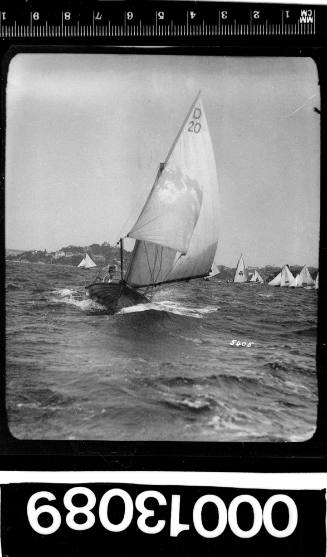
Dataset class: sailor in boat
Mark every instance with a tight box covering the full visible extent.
[102,265,116,283]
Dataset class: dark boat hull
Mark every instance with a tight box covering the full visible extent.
[86,281,149,314]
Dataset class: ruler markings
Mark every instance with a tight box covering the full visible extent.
[0,9,318,38]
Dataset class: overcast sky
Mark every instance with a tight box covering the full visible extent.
[6,53,320,266]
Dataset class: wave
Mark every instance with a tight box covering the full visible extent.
[48,288,219,319]
[162,393,217,412]
[119,300,219,319]
[157,373,219,388]
[50,288,107,314]
[265,360,288,372]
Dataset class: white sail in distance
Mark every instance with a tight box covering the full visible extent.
[208,262,220,278]
[280,265,294,287]
[289,274,302,287]
[233,255,247,283]
[126,93,219,288]
[249,269,264,283]
[269,265,294,287]
[78,253,97,268]
[315,272,319,289]
[298,264,314,286]
[268,271,282,286]
[204,261,220,280]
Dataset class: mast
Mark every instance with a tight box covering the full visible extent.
[120,238,124,281]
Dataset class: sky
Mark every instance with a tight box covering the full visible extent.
[6,53,320,267]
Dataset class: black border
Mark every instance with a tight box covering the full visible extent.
[1,4,327,471]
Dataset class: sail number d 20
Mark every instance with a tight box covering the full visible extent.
[27,488,297,539]
[188,107,202,133]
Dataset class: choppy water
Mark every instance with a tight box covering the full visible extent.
[6,261,318,441]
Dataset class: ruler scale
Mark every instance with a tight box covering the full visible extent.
[0,2,323,40]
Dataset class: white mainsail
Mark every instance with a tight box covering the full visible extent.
[78,253,97,268]
[289,274,302,287]
[249,269,264,284]
[268,271,281,286]
[269,265,294,286]
[204,261,220,280]
[298,264,314,287]
[78,257,86,268]
[315,272,319,289]
[233,255,247,283]
[126,93,219,288]
[208,261,220,278]
[281,265,294,286]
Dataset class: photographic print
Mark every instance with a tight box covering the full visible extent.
[5,53,320,442]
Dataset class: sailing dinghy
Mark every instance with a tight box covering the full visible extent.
[299,264,315,288]
[289,274,302,288]
[86,93,219,314]
[233,255,248,283]
[268,265,294,287]
[204,261,220,280]
[78,253,97,269]
[288,265,314,288]
[249,269,264,284]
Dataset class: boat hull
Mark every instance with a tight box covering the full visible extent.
[86,281,149,314]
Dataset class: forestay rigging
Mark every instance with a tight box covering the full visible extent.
[125,93,219,288]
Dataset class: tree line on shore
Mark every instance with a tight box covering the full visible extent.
[6,245,317,283]
[5,243,132,268]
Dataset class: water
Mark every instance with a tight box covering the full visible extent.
[6,261,318,441]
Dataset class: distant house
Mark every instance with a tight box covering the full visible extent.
[53,251,65,259]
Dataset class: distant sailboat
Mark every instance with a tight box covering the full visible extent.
[233,255,248,283]
[78,253,97,269]
[249,269,264,284]
[299,265,315,287]
[86,93,220,313]
[268,265,294,287]
[289,274,302,288]
[204,261,220,280]
[289,265,315,288]
[315,272,319,290]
